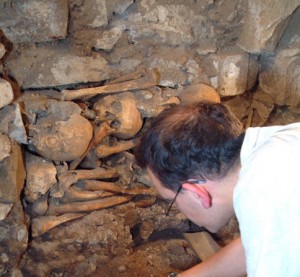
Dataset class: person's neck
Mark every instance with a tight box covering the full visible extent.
[205,159,241,203]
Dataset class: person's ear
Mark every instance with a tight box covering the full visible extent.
[182,182,212,209]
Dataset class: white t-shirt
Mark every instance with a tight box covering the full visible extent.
[234,122,300,277]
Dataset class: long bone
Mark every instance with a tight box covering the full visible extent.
[50,167,118,198]
[69,122,115,170]
[60,68,159,101]
[78,180,156,195]
[71,167,118,180]
[134,195,157,208]
[47,195,133,215]
[31,212,87,237]
[94,138,140,158]
[61,186,115,203]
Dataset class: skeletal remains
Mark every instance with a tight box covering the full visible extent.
[22,68,160,237]
[21,67,221,237]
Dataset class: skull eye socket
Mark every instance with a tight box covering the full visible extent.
[104,111,116,120]
[110,119,120,129]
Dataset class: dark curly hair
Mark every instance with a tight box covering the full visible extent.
[134,102,245,192]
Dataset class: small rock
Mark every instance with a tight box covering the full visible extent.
[118,265,127,273]
[0,103,27,144]
[140,220,154,240]
[0,203,13,220]
[0,133,11,162]
[94,27,123,51]
[0,78,14,109]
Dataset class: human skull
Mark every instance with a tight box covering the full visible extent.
[94,93,143,139]
[29,101,93,161]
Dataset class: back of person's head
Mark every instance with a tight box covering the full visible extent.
[134,102,244,191]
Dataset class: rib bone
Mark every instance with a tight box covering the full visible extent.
[61,68,159,101]
[47,195,133,215]
[31,213,87,237]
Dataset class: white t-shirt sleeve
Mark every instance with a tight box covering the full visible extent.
[234,133,300,277]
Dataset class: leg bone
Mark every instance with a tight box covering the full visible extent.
[47,195,133,215]
[61,68,159,101]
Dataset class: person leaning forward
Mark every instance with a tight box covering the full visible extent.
[134,102,300,277]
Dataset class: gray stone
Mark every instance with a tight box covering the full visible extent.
[149,57,187,87]
[213,52,249,96]
[106,0,134,17]
[71,0,108,30]
[0,202,28,274]
[94,27,123,51]
[124,3,210,46]
[0,104,27,144]
[196,42,217,56]
[238,0,300,53]
[0,203,13,221]
[0,142,26,204]
[5,44,110,89]
[246,54,259,91]
[0,0,68,43]
[278,7,300,49]
[260,47,300,107]
[0,78,14,109]
[0,133,11,162]
[24,152,57,203]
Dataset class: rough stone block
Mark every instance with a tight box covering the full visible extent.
[71,0,108,30]
[212,52,249,96]
[5,44,110,89]
[238,0,300,53]
[0,142,26,204]
[125,3,211,46]
[0,0,69,43]
[0,202,28,274]
[94,27,123,51]
[260,47,300,107]
[0,104,27,144]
